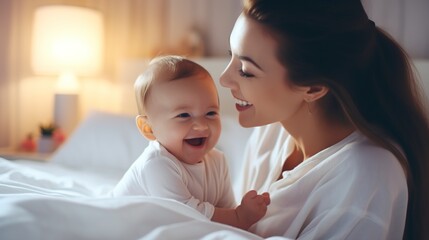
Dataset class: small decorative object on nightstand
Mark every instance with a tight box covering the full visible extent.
[38,123,57,153]
[20,133,37,152]
[52,128,66,146]
[1,124,65,161]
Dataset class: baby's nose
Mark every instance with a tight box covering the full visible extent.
[192,119,209,131]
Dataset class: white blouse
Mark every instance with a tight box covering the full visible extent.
[238,123,408,240]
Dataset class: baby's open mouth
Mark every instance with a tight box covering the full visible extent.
[185,137,206,147]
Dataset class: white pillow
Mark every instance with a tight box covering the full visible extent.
[50,111,149,172]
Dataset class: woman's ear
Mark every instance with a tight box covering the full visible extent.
[136,115,156,141]
[304,85,329,102]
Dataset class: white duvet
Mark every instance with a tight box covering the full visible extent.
[0,112,268,239]
[0,158,267,240]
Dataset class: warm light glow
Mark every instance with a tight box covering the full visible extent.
[31,5,104,76]
[56,72,80,94]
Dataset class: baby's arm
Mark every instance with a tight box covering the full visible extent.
[211,190,270,230]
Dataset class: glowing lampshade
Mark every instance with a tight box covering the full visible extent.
[31,5,104,77]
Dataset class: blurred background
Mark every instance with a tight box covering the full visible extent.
[0,0,428,150]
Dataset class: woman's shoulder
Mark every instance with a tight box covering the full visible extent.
[328,132,407,187]
[342,133,402,167]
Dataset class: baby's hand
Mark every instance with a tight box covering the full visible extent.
[236,190,271,229]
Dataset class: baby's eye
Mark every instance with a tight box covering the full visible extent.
[239,69,254,78]
[206,111,218,117]
[176,113,190,118]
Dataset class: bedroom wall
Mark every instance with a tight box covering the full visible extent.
[0,0,13,148]
[1,0,429,149]
[1,0,243,149]
[362,0,429,59]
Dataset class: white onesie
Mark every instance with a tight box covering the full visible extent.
[111,140,236,219]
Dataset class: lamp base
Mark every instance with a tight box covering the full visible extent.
[54,94,79,136]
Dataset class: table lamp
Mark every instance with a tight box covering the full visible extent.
[31,5,104,136]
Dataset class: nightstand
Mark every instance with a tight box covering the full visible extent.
[0,149,51,162]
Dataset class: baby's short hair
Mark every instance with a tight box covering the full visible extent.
[134,55,211,115]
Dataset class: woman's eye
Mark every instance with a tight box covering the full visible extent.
[239,69,253,78]
[176,113,190,118]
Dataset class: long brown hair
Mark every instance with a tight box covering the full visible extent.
[243,0,429,239]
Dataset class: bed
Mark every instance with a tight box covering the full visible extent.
[1,58,428,240]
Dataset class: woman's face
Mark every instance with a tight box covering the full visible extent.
[220,14,308,128]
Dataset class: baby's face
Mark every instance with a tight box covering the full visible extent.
[145,74,221,164]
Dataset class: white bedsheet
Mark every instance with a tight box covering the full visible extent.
[1,158,125,195]
[0,158,268,240]
[0,158,97,197]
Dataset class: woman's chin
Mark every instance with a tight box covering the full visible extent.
[239,114,278,128]
[238,116,257,128]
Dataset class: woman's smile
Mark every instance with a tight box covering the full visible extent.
[235,97,253,111]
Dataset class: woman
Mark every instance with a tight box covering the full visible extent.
[220,0,429,239]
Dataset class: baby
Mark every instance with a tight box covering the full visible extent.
[111,55,270,230]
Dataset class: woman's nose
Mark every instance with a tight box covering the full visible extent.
[220,61,234,88]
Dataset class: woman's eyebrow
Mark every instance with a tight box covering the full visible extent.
[239,55,263,71]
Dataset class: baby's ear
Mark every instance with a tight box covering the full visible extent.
[136,115,156,141]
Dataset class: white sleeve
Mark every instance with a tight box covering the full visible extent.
[109,156,146,197]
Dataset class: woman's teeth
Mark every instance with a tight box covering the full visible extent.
[236,98,253,106]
